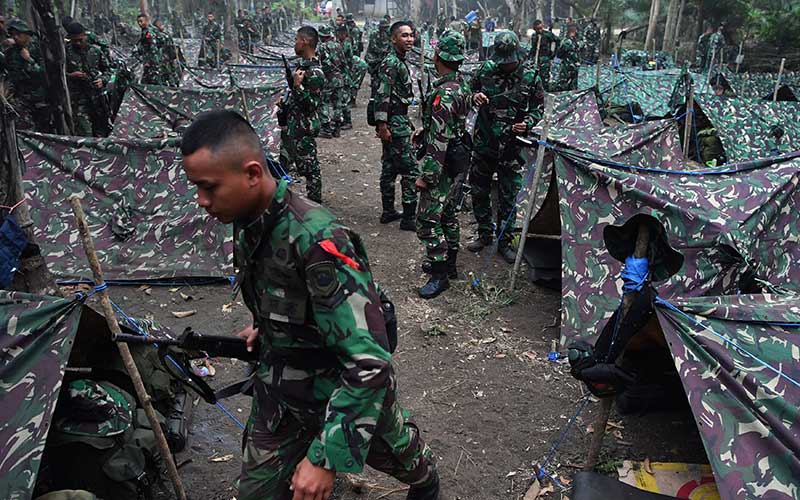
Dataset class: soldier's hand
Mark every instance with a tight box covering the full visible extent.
[293,69,306,88]
[473,92,489,106]
[20,47,31,61]
[93,78,104,88]
[68,71,88,79]
[376,123,391,142]
[415,178,428,191]
[512,123,528,134]
[291,457,335,500]
[236,325,259,352]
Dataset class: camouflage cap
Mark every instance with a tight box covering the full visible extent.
[54,380,133,437]
[492,31,523,64]
[345,13,354,20]
[65,22,86,38]
[318,24,333,37]
[436,29,465,62]
[7,18,35,34]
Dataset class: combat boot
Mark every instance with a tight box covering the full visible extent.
[419,263,449,300]
[406,472,440,499]
[422,250,458,279]
[497,242,517,264]
[380,198,402,224]
[341,120,353,130]
[318,127,333,139]
[465,234,492,253]
[399,202,417,231]
[333,124,341,137]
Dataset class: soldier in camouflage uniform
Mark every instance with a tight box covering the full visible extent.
[279,26,326,203]
[65,22,111,136]
[2,20,51,132]
[582,18,600,64]
[317,25,347,138]
[554,24,580,91]
[133,14,174,86]
[466,32,543,263]
[694,25,713,71]
[375,21,419,230]
[346,14,363,54]
[413,30,471,299]
[335,25,354,129]
[707,24,725,69]
[199,12,222,68]
[258,6,273,44]
[365,18,391,98]
[180,110,440,500]
[530,19,559,91]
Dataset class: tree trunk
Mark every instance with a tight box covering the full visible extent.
[31,0,73,135]
[661,0,678,51]
[1,111,58,296]
[673,0,686,59]
[690,0,702,60]
[644,0,659,52]
[225,0,239,63]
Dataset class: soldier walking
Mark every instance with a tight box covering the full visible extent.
[530,19,558,91]
[554,24,580,91]
[199,12,222,68]
[65,22,111,136]
[180,110,441,500]
[335,25,354,130]
[317,25,346,138]
[278,26,326,203]
[134,14,174,86]
[2,20,50,132]
[466,32,543,263]
[374,21,419,231]
[413,30,471,299]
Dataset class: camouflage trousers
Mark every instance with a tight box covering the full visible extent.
[12,97,51,133]
[538,59,552,91]
[416,174,459,262]
[199,42,221,68]
[238,401,436,500]
[141,64,171,86]
[470,151,524,246]
[320,81,347,128]
[280,129,321,203]
[555,65,578,92]
[350,57,368,101]
[380,135,419,210]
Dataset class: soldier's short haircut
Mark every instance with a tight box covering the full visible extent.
[390,20,412,35]
[533,19,543,26]
[181,110,262,160]
[297,25,318,48]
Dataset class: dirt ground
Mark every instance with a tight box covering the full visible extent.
[114,77,707,500]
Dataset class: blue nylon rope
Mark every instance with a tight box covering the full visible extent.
[621,256,649,293]
[654,296,800,389]
[536,395,591,489]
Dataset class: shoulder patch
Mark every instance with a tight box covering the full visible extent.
[307,261,339,297]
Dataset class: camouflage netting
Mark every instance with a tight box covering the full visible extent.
[655,293,800,499]
[0,291,83,499]
[112,84,283,156]
[18,131,233,280]
[693,94,800,162]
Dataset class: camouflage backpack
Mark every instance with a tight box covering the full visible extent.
[36,380,164,500]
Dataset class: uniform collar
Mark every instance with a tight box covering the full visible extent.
[392,46,407,61]
[432,71,459,87]
[237,179,290,257]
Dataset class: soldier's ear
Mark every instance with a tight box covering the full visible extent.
[242,159,266,185]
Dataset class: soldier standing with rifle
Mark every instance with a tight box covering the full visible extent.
[2,20,51,132]
[466,32,543,263]
[65,22,111,136]
[200,12,222,68]
[413,30,471,299]
[530,19,559,91]
[180,109,441,500]
[374,21,419,231]
[277,26,326,203]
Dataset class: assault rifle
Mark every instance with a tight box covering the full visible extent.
[276,54,293,126]
[114,327,259,404]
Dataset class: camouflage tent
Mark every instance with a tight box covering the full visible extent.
[179,64,283,90]
[654,293,800,499]
[112,84,283,156]
[578,66,683,118]
[0,291,83,499]
[724,71,800,100]
[18,131,233,280]
[692,95,800,162]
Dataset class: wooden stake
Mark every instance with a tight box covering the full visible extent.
[510,94,553,291]
[682,80,694,159]
[585,223,651,470]
[735,40,743,74]
[533,32,542,69]
[68,196,188,500]
[595,58,602,89]
[772,58,785,103]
